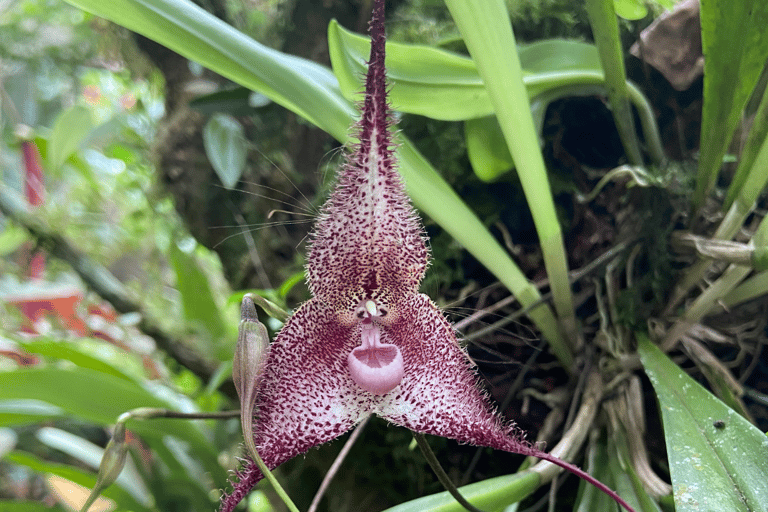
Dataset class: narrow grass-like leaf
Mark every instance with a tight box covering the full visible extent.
[637,335,768,512]
[0,399,63,427]
[575,435,618,512]
[723,75,768,211]
[586,0,643,164]
[443,0,577,349]
[381,470,540,512]
[692,0,768,210]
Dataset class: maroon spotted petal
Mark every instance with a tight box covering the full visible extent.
[304,0,428,311]
[219,298,371,512]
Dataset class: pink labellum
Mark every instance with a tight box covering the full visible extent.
[348,317,404,395]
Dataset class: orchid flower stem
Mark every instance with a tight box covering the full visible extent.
[412,433,486,512]
[308,416,371,512]
[244,438,300,512]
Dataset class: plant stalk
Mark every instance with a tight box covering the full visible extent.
[585,0,644,165]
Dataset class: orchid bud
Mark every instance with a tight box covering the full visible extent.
[80,422,128,512]
[233,294,271,463]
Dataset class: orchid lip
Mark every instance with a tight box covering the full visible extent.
[347,304,404,395]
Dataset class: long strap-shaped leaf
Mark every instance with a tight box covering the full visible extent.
[443,0,577,347]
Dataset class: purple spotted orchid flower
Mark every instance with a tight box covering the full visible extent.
[221,3,634,511]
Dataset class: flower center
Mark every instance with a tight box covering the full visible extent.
[347,300,404,395]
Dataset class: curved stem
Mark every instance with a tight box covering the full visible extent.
[245,443,300,512]
[413,432,486,512]
[309,416,371,512]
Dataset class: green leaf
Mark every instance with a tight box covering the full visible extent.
[48,105,94,170]
[613,0,647,20]
[0,367,226,486]
[637,335,768,512]
[0,399,63,427]
[0,222,29,256]
[4,451,154,512]
[203,113,247,189]
[329,20,605,122]
[576,429,663,512]
[465,116,513,181]
[693,0,768,209]
[444,0,577,361]
[17,337,139,382]
[382,470,539,512]
[575,434,618,512]
[190,87,266,114]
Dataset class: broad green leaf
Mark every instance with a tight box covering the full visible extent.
[48,105,94,170]
[0,367,226,486]
[203,113,247,189]
[4,451,154,512]
[638,335,768,512]
[382,470,539,512]
[61,0,567,362]
[329,20,604,121]
[693,0,768,209]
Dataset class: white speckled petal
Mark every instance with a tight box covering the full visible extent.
[376,293,531,455]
